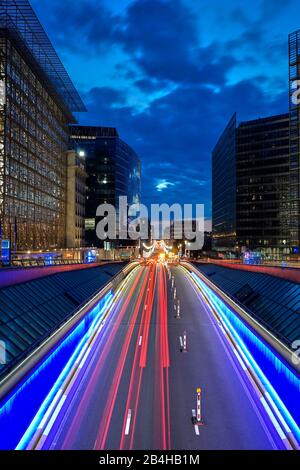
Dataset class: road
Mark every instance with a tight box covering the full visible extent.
[22,261,282,450]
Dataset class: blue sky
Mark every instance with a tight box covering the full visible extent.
[31,0,300,224]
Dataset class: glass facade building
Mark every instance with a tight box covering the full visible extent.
[236,114,290,254]
[289,30,300,251]
[69,126,141,247]
[0,0,85,254]
[212,113,291,256]
[212,113,237,250]
[212,28,300,258]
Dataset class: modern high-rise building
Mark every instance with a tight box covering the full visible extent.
[212,113,291,257]
[212,28,300,259]
[69,125,141,248]
[236,114,290,253]
[288,29,300,252]
[0,0,85,256]
[212,114,237,251]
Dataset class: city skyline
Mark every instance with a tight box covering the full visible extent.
[30,0,300,219]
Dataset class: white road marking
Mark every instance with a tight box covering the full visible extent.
[139,336,143,346]
[125,409,132,435]
[233,348,247,371]
[260,397,286,440]
[43,395,67,437]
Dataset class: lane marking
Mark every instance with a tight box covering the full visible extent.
[43,395,67,437]
[260,397,286,440]
[125,409,132,436]
[139,336,143,346]
[233,348,247,371]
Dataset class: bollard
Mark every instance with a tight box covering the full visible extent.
[196,388,202,423]
[177,299,180,318]
[183,331,187,352]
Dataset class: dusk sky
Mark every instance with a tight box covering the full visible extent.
[31,0,300,225]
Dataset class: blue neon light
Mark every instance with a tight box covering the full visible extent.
[0,291,113,449]
[190,272,300,443]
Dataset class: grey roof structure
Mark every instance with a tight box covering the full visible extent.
[0,263,124,377]
[193,263,300,346]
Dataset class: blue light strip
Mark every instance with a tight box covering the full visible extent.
[0,291,113,449]
[15,292,114,450]
[189,271,300,444]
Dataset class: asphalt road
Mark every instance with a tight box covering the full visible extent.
[26,262,282,450]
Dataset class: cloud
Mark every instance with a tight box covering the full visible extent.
[155,180,176,192]
[79,73,287,215]
[32,0,118,54]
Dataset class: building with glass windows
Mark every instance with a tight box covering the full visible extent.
[0,0,85,257]
[212,28,300,259]
[69,125,141,248]
[212,113,291,257]
[212,114,237,251]
[236,114,290,255]
[288,29,300,253]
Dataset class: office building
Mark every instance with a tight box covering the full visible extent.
[212,28,300,259]
[288,29,300,251]
[69,125,141,248]
[66,150,87,249]
[212,114,237,251]
[236,114,290,254]
[0,0,85,256]
[212,113,291,257]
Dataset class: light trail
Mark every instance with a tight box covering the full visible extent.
[119,263,157,450]
[20,265,143,450]
[94,266,150,450]
[58,266,145,449]
[154,264,171,450]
